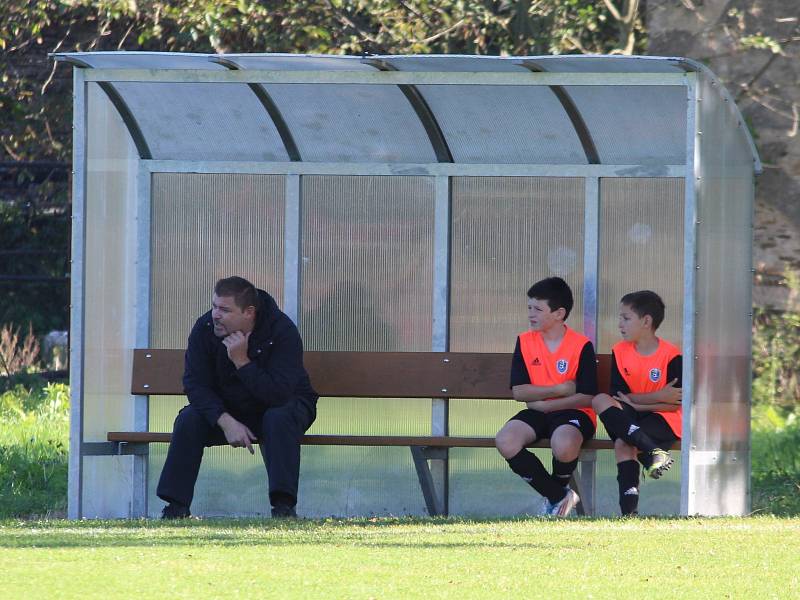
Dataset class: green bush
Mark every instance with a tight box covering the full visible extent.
[0,380,69,518]
[751,406,800,515]
[751,272,800,409]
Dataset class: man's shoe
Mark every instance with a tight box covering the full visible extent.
[271,504,298,518]
[549,488,580,517]
[161,503,191,520]
[644,449,674,480]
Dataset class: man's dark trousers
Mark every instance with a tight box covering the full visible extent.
[156,401,313,508]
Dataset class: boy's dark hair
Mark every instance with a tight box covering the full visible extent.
[527,277,573,319]
[620,290,665,330]
[214,276,261,313]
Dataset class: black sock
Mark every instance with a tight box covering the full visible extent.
[506,449,566,504]
[599,407,659,453]
[552,457,578,489]
[617,460,640,516]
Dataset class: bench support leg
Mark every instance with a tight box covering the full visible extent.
[410,447,447,516]
[573,449,597,516]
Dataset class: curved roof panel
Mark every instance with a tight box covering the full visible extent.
[53,52,760,170]
[63,52,289,161]
[565,85,687,165]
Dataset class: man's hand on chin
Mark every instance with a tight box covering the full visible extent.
[217,413,256,454]
[222,330,251,369]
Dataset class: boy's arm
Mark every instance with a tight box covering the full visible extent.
[525,342,596,411]
[619,356,682,407]
[509,337,575,402]
[513,381,575,402]
[618,394,680,413]
[609,351,630,396]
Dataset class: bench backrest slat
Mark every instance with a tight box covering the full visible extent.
[132,349,611,399]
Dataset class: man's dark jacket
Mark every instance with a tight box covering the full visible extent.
[183,289,318,427]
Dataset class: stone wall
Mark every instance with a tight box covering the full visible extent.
[647,0,800,309]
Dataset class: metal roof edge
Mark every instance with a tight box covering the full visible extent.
[674,57,762,174]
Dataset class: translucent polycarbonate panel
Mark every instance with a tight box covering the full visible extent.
[450,177,585,353]
[565,86,686,165]
[149,173,285,348]
[448,175,585,491]
[597,178,684,353]
[81,83,140,517]
[224,54,372,71]
[449,399,519,437]
[295,176,434,515]
[263,84,436,163]
[591,446,681,516]
[528,55,686,73]
[448,431,681,516]
[687,73,755,515]
[111,82,289,161]
[300,447,428,517]
[148,397,274,517]
[448,447,567,516]
[60,52,222,69]
[300,175,435,353]
[416,85,588,164]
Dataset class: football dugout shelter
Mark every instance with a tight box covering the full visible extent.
[54,52,760,518]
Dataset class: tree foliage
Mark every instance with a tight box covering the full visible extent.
[1,0,644,162]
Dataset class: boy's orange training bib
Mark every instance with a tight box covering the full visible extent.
[518,326,596,427]
[612,339,682,437]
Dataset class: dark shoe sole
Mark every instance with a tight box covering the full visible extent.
[649,456,674,480]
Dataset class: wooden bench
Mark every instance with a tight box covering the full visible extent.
[105,350,677,516]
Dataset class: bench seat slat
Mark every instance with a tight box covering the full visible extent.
[106,431,676,451]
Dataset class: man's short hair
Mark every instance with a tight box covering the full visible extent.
[620,290,666,330]
[527,277,573,320]
[214,276,261,312]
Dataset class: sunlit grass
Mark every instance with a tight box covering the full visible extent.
[1,516,798,599]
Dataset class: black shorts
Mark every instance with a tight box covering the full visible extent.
[509,408,595,442]
[608,402,679,448]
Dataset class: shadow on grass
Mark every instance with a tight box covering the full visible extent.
[0,514,724,550]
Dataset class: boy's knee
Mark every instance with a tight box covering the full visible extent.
[551,433,582,462]
[495,428,522,459]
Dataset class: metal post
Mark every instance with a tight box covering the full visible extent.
[68,68,87,520]
[583,177,600,346]
[131,163,151,517]
[581,176,600,515]
[283,175,301,323]
[430,175,451,515]
[681,73,699,516]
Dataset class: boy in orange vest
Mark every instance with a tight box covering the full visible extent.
[592,290,682,516]
[495,277,597,517]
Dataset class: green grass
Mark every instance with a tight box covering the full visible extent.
[0,517,798,599]
[0,380,69,518]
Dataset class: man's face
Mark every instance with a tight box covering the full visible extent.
[211,294,255,338]
[527,297,564,332]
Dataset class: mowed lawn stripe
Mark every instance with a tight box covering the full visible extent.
[2,517,798,599]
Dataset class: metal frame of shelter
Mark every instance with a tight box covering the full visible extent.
[55,52,761,519]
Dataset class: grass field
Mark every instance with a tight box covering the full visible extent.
[2,516,799,599]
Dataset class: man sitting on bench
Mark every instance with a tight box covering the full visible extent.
[157,276,318,519]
